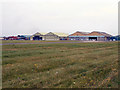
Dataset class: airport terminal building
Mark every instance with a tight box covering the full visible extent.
[68,31,112,41]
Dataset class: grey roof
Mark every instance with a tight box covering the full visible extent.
[45,32,58,36]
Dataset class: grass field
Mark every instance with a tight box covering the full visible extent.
[2,41,118,88]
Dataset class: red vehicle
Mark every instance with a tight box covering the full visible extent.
[7,36,19,40]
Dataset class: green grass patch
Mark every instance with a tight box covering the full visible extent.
[2,41,118,88]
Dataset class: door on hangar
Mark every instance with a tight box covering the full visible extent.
[89,37,97,41]
[33,36,42,40]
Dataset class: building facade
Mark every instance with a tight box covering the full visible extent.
[30,32,45,40]
[44,32,59,40]
[30,32,68,41]
[68,31,112,41]
[29,31,112,41]
[54,32,68,40]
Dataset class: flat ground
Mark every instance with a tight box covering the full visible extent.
[1,40,83,45]
[2,41,118,88]
[2,40,80,44]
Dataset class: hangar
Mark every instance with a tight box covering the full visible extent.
[30,32,68,41]
[30,32,45,40]
[68,31,112,41]
[44,32,59,40]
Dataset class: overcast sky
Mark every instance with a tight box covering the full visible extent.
[1,0,119,36]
